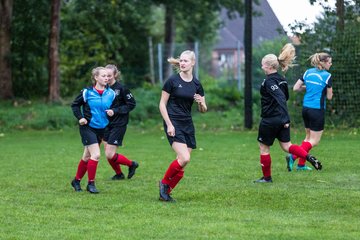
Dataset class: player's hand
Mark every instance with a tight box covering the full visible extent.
[194,94,204,104]
[106,109,114,117]
[79,118,88,125]
[167,124,175,137]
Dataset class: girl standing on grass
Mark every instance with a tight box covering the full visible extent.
[70,67,116,194]
[158,50,207,202]
[103,64,139,180]
[255,43,322,183]
[285,53,333,171]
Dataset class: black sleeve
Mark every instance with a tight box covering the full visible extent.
[327,76,333,88]
[71,90,85,120]
[196,81,205,96]
[265,80,290,124]
[162,77,173,94]
[113,88,136,115]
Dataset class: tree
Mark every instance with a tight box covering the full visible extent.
[48,0,61,102]
[0,0,13,100]
[60,0,154,93]
[11,0,50,98]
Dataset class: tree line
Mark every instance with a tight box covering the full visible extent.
[0,0,250,102]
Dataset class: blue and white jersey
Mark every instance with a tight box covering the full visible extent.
[302,68,332,109]
[71,86,116,129]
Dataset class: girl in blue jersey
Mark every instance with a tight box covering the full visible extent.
[255,44,322,183]
[70,67,116,194]
[159,50,207,202]
[286,53,333,171]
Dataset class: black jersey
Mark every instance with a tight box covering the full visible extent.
[163,74,204,120]
[260,72,290,124]
[108,81,136,127]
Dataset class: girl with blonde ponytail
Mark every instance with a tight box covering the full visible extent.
[286,52,332,172]
[255,43,322,183]
[158,50,207,202]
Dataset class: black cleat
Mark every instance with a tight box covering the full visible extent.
[128,161,139,179]
[71,178,82,192]
[306,155,322,170]
[111,173,125,180]
[159,181,175,202]
[253,177,273,183]
[86,182,99,194]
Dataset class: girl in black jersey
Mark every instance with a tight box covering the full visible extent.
[255,43,322,183]
[159,50,207,202]
[103,65,139,180]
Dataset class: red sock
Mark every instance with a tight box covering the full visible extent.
[75,159,88,180]
[298,142,313,166]
[108,154,122,175]
[162,160,182,185]
[87,159,99,182]
[116,154,132,167]
[260,154,271,178]
[289,144,308,160]
[168,170,184,194]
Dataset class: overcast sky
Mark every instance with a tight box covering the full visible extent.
[267,0,336,32]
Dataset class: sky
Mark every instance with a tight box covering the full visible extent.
[267,0,336,32]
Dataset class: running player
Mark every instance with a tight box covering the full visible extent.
[255,43,322,183]
[103,64,138,180]
[286,52,333,171]
[70,67,116,193]
[158,50,207,202]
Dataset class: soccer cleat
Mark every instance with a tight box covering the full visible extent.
[159,181,175,202]
[286,154,295,172]
[86,182,99,194]
[111,173,125,180]
[296,165,313,171]
[306,155,322,170]
[71,178,82,192]
[253,177,273,183]
[128,161,139,179]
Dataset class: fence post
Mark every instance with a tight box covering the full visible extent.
[157,43,163,85]
[237,40,241,90]
[148,37,155,85]
[194,41,199,80]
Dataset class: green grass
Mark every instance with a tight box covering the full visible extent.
[0,128,359,239]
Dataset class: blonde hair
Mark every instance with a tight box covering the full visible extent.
[262,43,296,72]
[105,64,121,80]
[91,67,106,84]
[167,50,196,72]
[309,53,331,70]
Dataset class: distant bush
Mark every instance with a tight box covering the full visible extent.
[0,80,352,131]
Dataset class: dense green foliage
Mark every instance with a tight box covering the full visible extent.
[11,0,51,98]
[1,129,359,239]
[60,0,155,93]
[289,0,360,127]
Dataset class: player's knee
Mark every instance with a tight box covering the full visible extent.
[105,150,115,160]
[91,153,101,161]
[179,154,191,165]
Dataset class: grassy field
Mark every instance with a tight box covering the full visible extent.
[0,128,359,239]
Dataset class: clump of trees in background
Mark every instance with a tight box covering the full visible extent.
[0,0,359,128]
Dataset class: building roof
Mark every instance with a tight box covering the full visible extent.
[214,0,286,50]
